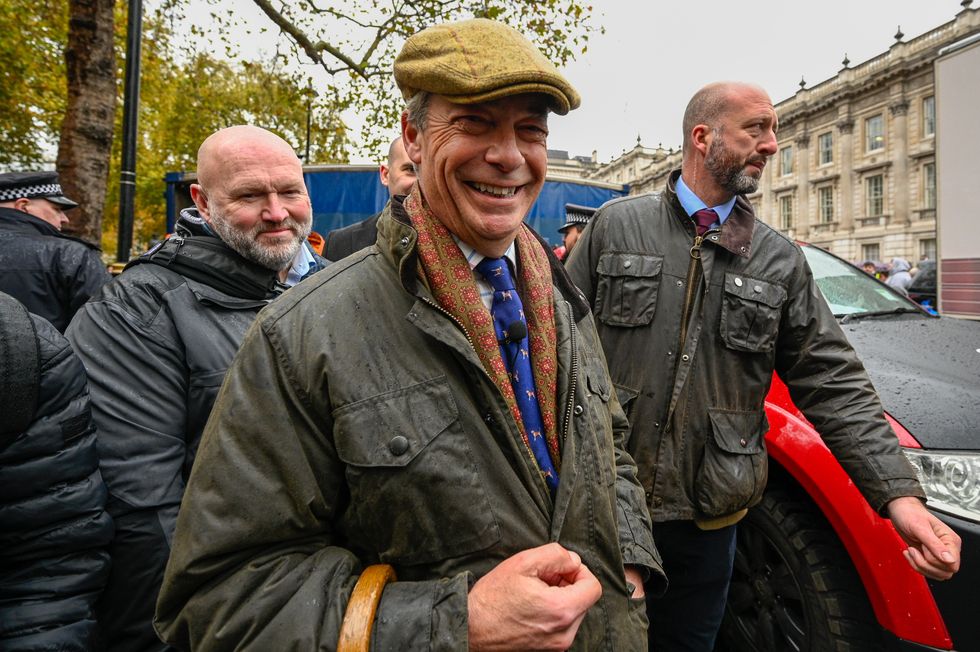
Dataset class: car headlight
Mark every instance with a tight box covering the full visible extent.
[903,448,980,523]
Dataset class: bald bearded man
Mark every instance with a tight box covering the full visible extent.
[67,126,328,652]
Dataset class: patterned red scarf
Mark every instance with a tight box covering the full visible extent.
[404,189,561,472]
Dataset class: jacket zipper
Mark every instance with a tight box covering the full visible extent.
[678,233,705,348]
[561,300,578,445]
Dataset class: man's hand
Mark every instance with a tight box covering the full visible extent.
[624,566,645,599]
[468,543,602,651]
[886,496,961,581]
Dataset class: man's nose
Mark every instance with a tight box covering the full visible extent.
[758,129,779,156]
[262,193,289,222]
[485,130,525,171]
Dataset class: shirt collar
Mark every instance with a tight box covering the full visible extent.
[285,241,316,287]
[676,174,737,224]
[453,235,518,275]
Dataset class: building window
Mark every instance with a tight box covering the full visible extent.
[780,145,793,176]
[866,114,884,152]
[818,186,834,223]
[818,132,833,165]
[865,174,884,216]
[923,162,936,209]
[923,96,935,137]
[779,195,794,229]
[919,238,936,261]
[862,243,880,262]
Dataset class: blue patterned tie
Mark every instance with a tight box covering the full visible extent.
[475,257,559,495]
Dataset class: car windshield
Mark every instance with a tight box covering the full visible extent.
[801,244,920,317]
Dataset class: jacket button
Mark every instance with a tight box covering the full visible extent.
[573,404,584,416]
[623,260,632,268]
[652,496,664,507]
[399,236,410,248]
[681,354,690,362]
[753,285,762,293]
[739,438,748,447]
[734,277,743,287]
[389,435,410,456]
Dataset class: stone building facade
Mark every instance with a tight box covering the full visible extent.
[589,3,979,264]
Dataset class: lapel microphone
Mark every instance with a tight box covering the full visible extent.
[500,320,527,345]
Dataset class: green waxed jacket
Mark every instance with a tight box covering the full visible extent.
[566,170,924,523]
[154,199,665,651]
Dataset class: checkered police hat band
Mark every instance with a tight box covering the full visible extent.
[0,183,62,202]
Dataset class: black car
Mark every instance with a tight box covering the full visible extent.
[718,244,980,652]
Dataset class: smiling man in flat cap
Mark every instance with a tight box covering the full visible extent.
[156,18,663,652]
[0,171,109,332]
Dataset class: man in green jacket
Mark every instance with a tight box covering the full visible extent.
[155,18,663,652]
[566,81,961,651]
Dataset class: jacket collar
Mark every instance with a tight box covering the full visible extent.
[0,206,101,250]
[665,170,756,259]
[379,194,591,322]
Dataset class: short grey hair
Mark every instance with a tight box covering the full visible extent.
[405,91,432,133]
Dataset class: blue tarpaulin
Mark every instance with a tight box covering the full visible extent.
[168,167,627,247]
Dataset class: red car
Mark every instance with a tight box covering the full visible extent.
[718,244,979,652]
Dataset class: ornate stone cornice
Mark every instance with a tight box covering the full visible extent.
[836,120,854,135]
[889,100,910,116]
[795,134,811,148]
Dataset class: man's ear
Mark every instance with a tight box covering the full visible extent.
[13,197,31,214]
[189,184,211,222]
[379,164,391,188]
[691,124,712,157]
[401,112,423,165]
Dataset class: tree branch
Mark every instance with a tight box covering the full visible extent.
[251,0,368,78]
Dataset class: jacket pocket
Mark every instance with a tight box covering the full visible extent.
[695,408,769,517]
[720,273,786,352]
[333,376,500,565]
[594,253,663,327]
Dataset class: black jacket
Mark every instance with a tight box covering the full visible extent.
[0,291,114,651]
[66,210,327,652]
[0,206,110,332]
[324,212,379,260]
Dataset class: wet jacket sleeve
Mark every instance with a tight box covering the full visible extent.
[154,317,470,652]
[774,246,924,512]
[0,315,113,651]
[67,295,190,648]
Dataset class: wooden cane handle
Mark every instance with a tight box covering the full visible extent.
[337,564,397,652]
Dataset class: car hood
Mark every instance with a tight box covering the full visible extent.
[841,314,980,450]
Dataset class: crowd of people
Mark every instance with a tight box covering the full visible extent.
[0,17,962,652]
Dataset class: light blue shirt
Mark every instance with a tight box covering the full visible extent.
[285,242,317,287]
[675,175,737,228]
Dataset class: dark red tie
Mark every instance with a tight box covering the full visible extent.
[691,208,718,236]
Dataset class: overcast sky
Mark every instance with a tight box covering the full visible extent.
[547,1,964,163]
[181,0,965,163]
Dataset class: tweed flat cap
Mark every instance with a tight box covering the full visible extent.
[0,171,78,208]
[394,18,581,115]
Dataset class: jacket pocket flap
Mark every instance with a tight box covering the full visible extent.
[333,376,459,467]
[707,408,766,454]
[597,253,663,278]
[723,273,787,308]
[586,373,610,401]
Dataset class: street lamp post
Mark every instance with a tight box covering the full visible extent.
[116,0,143,262]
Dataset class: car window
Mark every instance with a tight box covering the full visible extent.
[801,245,918,316]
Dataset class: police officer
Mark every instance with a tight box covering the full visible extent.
[0,171,108,332]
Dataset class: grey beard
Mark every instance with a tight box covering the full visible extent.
[208,208,312,272]
[704,134,761,195]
